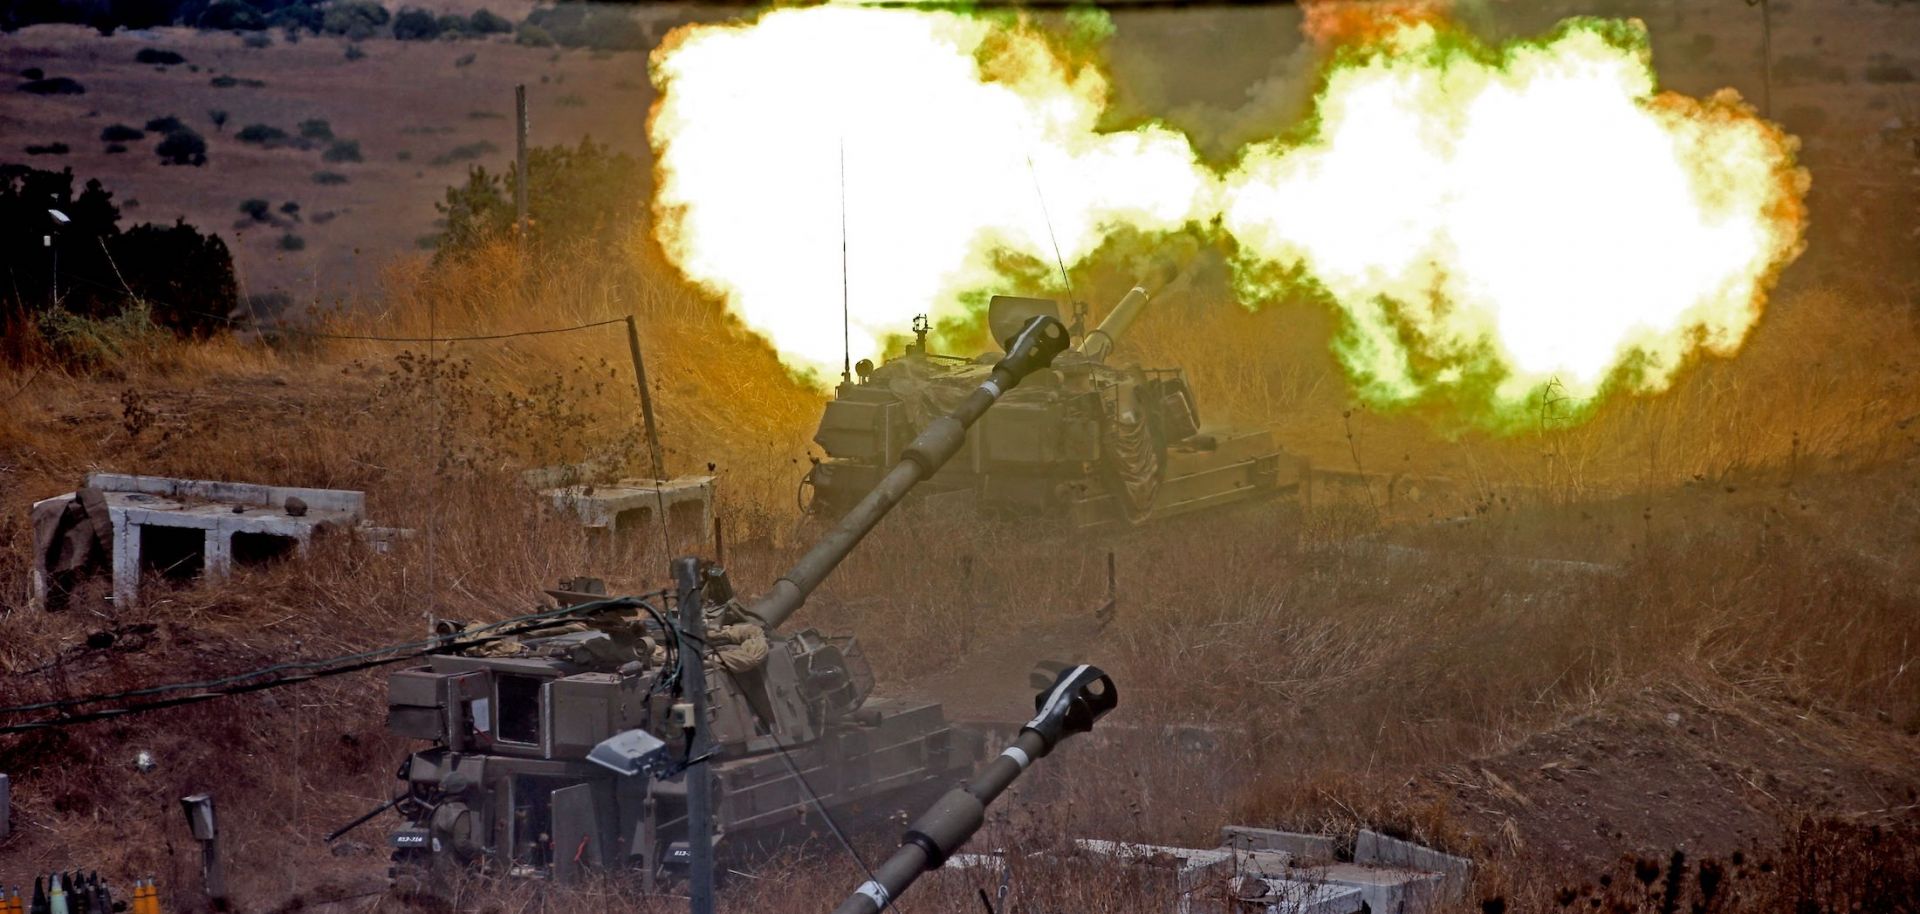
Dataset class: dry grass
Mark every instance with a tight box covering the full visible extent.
[2,231,1919,912]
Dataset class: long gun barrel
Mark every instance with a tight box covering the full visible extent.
[1073,286,1149,362]
[828,664,1119,914]
[745,315,1071,629]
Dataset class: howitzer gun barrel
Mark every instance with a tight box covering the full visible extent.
[745,315,1071,629]
[1073,286,1148,362]
[828,664,1119,914]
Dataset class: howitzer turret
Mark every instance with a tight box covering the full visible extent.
[372,316,1072,901]
[749,314,1070,629]
[804,282,1299,526]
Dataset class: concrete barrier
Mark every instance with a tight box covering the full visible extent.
[30,473,373,608]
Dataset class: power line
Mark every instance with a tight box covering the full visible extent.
[0,593,668,732]
[52,267,626,344]
[271,317,627,344]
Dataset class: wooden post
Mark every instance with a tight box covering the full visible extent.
[514,84,530,246]
[625,315,667,481]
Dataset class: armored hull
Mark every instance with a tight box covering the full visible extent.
[384,628,976,888]
[806,290,1300,527]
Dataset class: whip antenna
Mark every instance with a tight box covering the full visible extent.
[1026,155,1075,303]
[840,140,852,386]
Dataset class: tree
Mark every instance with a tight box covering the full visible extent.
[0,164,236,340]
[155,126,207,166]
[321,0,388,40]
[391,7,440,40]
[112,221,237,336]
[434,138,646,259]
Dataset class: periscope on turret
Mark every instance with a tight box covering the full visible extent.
[376,316,1072,900]
[804,284,1301,527]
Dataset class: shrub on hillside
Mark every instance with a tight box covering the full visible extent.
[100,124,145,142]
[322,0,388,40]
[514,23,554,48]
[469,8,512,34]
[235,123,289,145]
[268,4,323,33]
[144,115,185,134]
[155,126,207,166]
[277,232,305,251]
[19,76,85,95]
[521,5,646,51]
[430,141,496,166]
[135,48,186,66]
[25,143,70,155]
[322,139,362,163]
[209,109,228,131]
[311,171,348,185]
[197,0,265,31]
[392,7,440,40]
[298,118,332,141]
[239,198,271,221]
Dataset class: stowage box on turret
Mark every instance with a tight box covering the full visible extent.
[379,317,1076,898]
[805,287,1300,527]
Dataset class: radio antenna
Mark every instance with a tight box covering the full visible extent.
[840,140,852,386]
[1026,155,1076,304]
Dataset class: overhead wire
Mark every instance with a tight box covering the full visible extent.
[49,268,627,343]
[0,592,671,731]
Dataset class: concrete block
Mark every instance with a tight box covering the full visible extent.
[1242,876,1366,914]
[1308,863,1446,914]
[1355,830,1470,897]
[30,474,372,608]
[544,475,716,550]
[1223,826,1335,862]
[87,473,365,515]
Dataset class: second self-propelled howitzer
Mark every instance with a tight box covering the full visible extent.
[805,285,1298,527]
[375,316,1073,900]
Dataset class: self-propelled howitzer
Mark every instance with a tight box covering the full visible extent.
[376,316,1071,899]
[804,285,1297,527]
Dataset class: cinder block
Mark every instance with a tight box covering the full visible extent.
[30,474,374,608]
[544,475,717,550]
[1243,876,1366,914]
[1223,825,1335,862]
[1311,862,1447,914]
[1355,829,1470,897]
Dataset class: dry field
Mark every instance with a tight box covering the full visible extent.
[3,1,1920,912]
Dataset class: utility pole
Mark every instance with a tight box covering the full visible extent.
[514,84,530,248]
[672,557,716,914]
[625,315,667,481]
[1748,0,1772,118]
